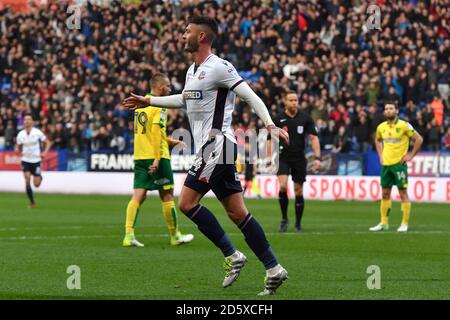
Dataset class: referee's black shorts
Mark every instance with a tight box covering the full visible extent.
[276,156,306,184]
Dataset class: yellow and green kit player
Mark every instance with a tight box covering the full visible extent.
[370,103,423,233]
[123,73,194,247]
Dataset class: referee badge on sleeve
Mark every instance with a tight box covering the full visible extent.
[297,126,304,134]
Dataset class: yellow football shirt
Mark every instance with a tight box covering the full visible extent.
[376,119,415,166]
[133,94,170,160]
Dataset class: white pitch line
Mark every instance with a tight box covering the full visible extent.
[0,225,165,232]
[1,231,450,241]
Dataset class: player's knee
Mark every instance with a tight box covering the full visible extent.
[399,190,409,201]
[179,201,196,215]
[227,210,246,225]
[132,194,146,205]
[294,187,302,197]
[279,186,288,193]
[33,178,41,187]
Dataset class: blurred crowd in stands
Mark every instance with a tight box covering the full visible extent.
[0,0,449,154]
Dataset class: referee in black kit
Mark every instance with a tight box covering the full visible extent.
[273,91,321,233]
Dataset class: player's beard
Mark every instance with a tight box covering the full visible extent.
[385,113,397,121]
[184,38,199,53]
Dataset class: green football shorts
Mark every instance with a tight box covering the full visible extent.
[134,158,174,191]
[380,163,408,189]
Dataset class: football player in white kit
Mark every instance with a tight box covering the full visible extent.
[123,16,289,296]
[15,114,51,208]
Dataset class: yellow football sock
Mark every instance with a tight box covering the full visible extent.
[401,202,411,225]
[162,201,178,237]
[125,199,140,235]
[380,199,392,225]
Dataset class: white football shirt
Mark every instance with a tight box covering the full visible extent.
[16,128,46,163]
[182,54,244,154]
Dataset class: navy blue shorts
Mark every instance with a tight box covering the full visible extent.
[184,136,243,201]
[21,161,42,176]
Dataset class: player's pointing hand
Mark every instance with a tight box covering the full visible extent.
[122,93,151,110]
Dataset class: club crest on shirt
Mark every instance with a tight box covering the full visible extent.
[198,71,206,80]
[396,128,400,133]
[297,126,304,134]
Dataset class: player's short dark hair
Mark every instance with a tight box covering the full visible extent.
[150,73,169,88]
[384,102,398,109]
[188,15,218,43]
[284,90,297,97]
[23,113,33,119]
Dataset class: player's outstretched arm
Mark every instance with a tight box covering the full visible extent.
[123,93,185,110]
[233,82,289,144]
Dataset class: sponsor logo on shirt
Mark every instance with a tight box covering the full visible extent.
[183,90,203,100]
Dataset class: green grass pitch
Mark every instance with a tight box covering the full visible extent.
[0,192,449,300]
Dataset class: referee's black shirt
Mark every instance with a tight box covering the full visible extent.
[273,110,318,160]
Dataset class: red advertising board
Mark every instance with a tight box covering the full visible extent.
[0,151,59,171]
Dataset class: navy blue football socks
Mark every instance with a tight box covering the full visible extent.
[239,213,278,269]
[186,204,236,257]
[26,184,34,205]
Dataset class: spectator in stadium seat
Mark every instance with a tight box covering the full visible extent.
[50,123,67,150]
[427,119,443,151]
[4,120,15,150]
[353,112,371,153]
[404,101,417,123]
[426,83,440,102]
[431,95,445,127]
[310,98,328,122]
[411,111,428,149]
[92,126,110,151]
[322,119,338,150]
[423,103,435,124]
[366,80,380,106]
[368,104,384,133]
[404,78,420,105]
[332,126,351,153]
